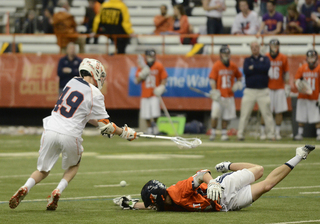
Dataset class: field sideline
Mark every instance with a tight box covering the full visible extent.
[0,134,319,224]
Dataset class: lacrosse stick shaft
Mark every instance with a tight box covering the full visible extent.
[189,87,211,98]
[158,96,179,136]
[139,134,173,140]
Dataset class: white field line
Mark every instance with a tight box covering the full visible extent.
[299,191,320,194]
[0,152,98,157]
[96,154,204,160]
[2,163,320,179]
[273,185,320,190]
[268,220,320,224]
[94,184,129,188]
[0,194,141,204]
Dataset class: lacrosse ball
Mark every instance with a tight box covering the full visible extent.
[120,180,127,187]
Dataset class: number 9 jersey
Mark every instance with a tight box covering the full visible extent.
[43,77,109,138]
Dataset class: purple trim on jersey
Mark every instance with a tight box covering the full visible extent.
[74,77,90,87]
[263,12,283,31]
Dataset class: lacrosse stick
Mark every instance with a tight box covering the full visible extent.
[189,87,211,98]
[139,134,202,149]
[158,96,179,136]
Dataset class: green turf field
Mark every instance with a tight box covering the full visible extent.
[0,134,319,224]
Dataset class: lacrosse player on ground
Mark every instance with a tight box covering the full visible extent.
[208,45,242,141]
[135,49,168,135]
[260,39,290,140]
[9,58,139,211]
[294,50,320,140]
[114,145,315,212]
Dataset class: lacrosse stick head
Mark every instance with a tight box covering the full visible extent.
[171,137,202,149]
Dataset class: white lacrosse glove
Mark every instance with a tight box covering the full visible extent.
[295,78,312,95]
[153,84,166,97]
[98,119,116,138]
[209,89,221,101]
[120,124,139,141]
[215,161,232,173]
[207,180,222,202]
[232,80,243,92]
[285,84,291,97]
[138,66,150,80]
[117,196,139,210]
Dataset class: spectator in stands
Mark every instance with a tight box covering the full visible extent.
[172,0,192,16]
[154,5,173,34]
[42,7,54,34]
[57,42,82,94]
[83,0,98,44]
[276,0,295,16]
[257,0,284,36]
[237,41,274,141]
[301,0,316,33]
[92,0,134,54]
[22,10,41,34]
[285,3,307,33]
[260,0,269,16]
[311,1,320,32]
[202,0,226,34]
[53,0,86,53]
[231,0,260,35]
[235,0,257,13]
[42,0,58,14]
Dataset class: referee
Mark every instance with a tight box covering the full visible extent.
[237,41,275,140]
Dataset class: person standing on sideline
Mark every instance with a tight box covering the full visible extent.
[294,50,320,141]
[9,58,139,211]
[260,39,289,140]
[153,5,172,34]
[57,42,82,94]
[208,45,242,141]
[202,0,226,34]
[237,41,275,141]
[135,49,168,135]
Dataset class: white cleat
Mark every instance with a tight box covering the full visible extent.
[275,134,282,140]
[215,161,231,173]
[294,134,303,141]
[296,145,315,160]
[9,186,28,209]
[47,189,61,211]
[260,134,266,140]
[221,135,229,141]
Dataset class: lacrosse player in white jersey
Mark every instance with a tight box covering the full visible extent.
[9,58,139,211]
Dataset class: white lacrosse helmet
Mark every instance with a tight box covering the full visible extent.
[79,58,106,90]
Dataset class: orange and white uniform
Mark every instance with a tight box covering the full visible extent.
[294,63,320,123]
[266,53,289,113]
[135,61,168,120]
[165,168,255,212]
[208,60,242,120]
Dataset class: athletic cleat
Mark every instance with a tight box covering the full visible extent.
[294,134,303,140]
[275,134,282,140]
[296,145,315,160]
[221,135,229,141]
[215,161,231,173]
[209,134,215,141]
[47,189,61,211]
[260,134,266,140]
[9,186,28,209]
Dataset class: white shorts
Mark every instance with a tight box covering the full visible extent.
[296,99,320,123]
[140,96,160,120]
[37,130,84,172]
[215,169,255,211]
[269,89,288,113]
[211,97,236,120]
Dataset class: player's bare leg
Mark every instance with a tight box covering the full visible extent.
[315,122,320,140]
[294,123,304,140]
[210,118,218,141]
[251,145,315,201]
[275,113,283,140]
[9,170,49,209]
[146,119,153,134]
[221,120,229,141]
[47,163,80,210]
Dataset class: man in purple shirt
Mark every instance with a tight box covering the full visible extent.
[257,0,283,36]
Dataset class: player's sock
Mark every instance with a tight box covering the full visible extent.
[221,129,227,136]
[211,128,216,136]
[298,127,303,135]
[275,125,281,135]
[260,125,265,134]
[56,179,68,193]
[23,178,36,193]
[285,155,302,170]
[147,127,153,135]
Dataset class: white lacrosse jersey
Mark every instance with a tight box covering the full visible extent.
[43,77,109,138]
[231,11,260,35]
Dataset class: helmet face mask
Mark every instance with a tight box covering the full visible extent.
[79,58,106,90]
[269,39,280,57]
[145,49,156,67]
[219,45,230,65]
[141,180,167,211]
[306,50,318,67]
